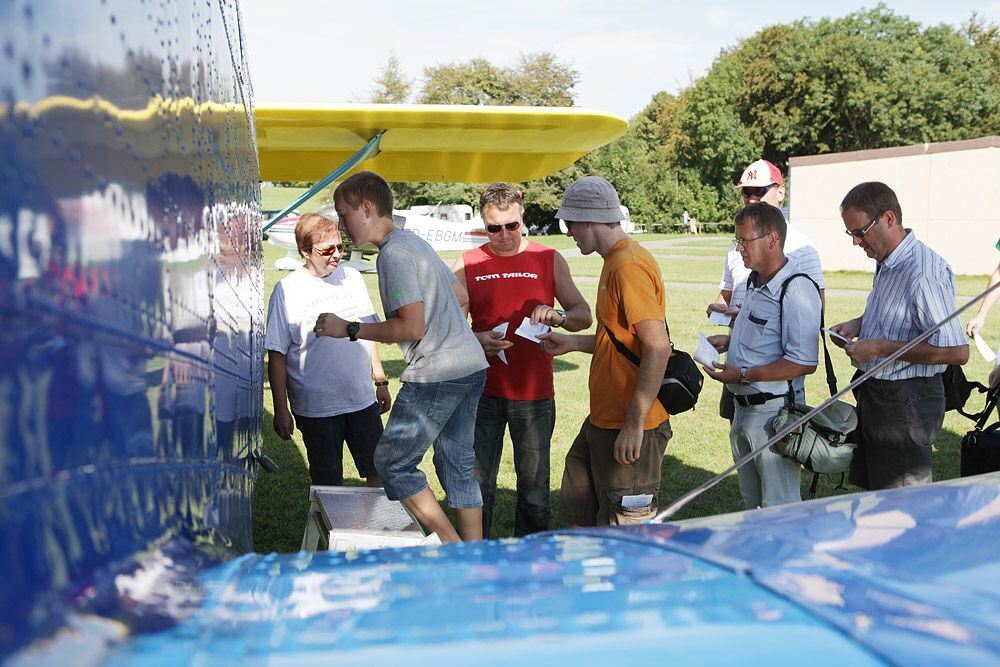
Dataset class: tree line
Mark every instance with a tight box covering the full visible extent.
[305,6,1000,232]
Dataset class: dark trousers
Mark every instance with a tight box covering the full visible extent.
[851,376,944,490]
[294,402,382,486]
[473,395,555,538]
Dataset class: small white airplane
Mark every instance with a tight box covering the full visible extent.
[263,203,505,272]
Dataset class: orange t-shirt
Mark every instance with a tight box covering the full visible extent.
[589,239,669,430]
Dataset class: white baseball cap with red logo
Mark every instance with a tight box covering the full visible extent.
[737,159,784,187]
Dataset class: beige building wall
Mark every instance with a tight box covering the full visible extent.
[788,136,999,275]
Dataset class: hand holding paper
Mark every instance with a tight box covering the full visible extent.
[974,332,997,363]
[490,322,510,365]
[694,332,720,369]
[707,310,732,326]
[515,317,550,344]
[822,327,851,344]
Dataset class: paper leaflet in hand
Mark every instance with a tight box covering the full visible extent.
[491,322,509,365]
[707,310,732,326]
[694,332,720,369]
[514,317,549,344]
[822,327,851,344]
[974,332,997,363]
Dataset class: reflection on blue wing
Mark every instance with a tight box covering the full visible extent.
[98,476,1000,666]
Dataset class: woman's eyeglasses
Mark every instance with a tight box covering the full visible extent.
[485,221,521,234]
[312,243,344,256]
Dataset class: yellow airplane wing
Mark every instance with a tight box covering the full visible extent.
[255,104,628,183]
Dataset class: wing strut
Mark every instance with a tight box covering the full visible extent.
[261,130,385,233]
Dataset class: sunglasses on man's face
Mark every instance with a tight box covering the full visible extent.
[741,184,777,199]
[313,243,344,256]
[485,221,521,234]
[844,215,882,239]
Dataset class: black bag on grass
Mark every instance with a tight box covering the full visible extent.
[961,386,1000,477]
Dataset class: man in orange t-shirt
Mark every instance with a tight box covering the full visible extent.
[540,176,672,526]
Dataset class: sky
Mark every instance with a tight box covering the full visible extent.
[241,1,1000,120]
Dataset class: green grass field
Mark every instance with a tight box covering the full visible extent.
[252,233,999,553]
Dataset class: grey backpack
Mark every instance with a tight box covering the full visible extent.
[763,273,858,492]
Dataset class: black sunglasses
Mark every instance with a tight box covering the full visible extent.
[485,221,521,234]
[741,184,777,199]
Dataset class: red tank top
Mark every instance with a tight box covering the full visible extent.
[462,241,556,400]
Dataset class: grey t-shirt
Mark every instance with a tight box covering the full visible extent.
[376,229,488,383]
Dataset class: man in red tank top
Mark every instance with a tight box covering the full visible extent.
[453,183,592,538]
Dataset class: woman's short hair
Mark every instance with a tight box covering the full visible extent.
[295,212,339,256]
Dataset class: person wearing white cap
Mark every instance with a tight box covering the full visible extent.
[540,176,672,526]
[708,159,825,421]
[708,159,825,318]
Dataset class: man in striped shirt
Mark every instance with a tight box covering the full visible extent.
[830,182,969,490]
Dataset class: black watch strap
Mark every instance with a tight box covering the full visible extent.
[346,321,360,341]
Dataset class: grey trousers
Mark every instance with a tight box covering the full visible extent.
[731,400,801,509]
[850,376,944,490]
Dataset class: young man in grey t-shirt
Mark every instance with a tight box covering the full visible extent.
[314,171,488,542]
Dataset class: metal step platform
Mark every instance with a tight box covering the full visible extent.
[301,485,437,552]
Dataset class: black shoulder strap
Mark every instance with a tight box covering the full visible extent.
[604,324,640,368]
[603,321,674,368]
[974,386,1000,430]
[778,272,837,397]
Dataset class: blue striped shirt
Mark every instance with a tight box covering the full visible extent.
[859,230,965,380]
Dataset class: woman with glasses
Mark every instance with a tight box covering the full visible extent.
[264,212,391,488]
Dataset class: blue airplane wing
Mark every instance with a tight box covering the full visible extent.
[95,475,1000,666]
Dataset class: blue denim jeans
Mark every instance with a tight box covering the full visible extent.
[473,396,555,538]
[374,370,487,507]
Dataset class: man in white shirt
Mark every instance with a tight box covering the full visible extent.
[708,159,825,316]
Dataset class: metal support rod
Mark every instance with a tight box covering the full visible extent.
[653,280,1000,523]
[261,130,385,234]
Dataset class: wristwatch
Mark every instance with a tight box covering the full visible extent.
[739,367,751,385]
[553,308,567,328]
[346,321,360,342]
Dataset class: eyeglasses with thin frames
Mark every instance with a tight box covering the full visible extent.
[312,243,344,256]
[486,221,521,234]
[844,215,881,239]
[734,233,769,247]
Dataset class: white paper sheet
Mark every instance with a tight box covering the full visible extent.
[514,317,549,344]
[822,327,851,344]
[491,322,509,365]
[708,310,733,326]
[694,332,720,369]
[621,493,653,509]
[974,332,997,363]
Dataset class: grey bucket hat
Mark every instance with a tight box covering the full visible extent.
[555,176,623,224]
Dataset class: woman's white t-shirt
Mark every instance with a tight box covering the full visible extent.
[264,266,378,418]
